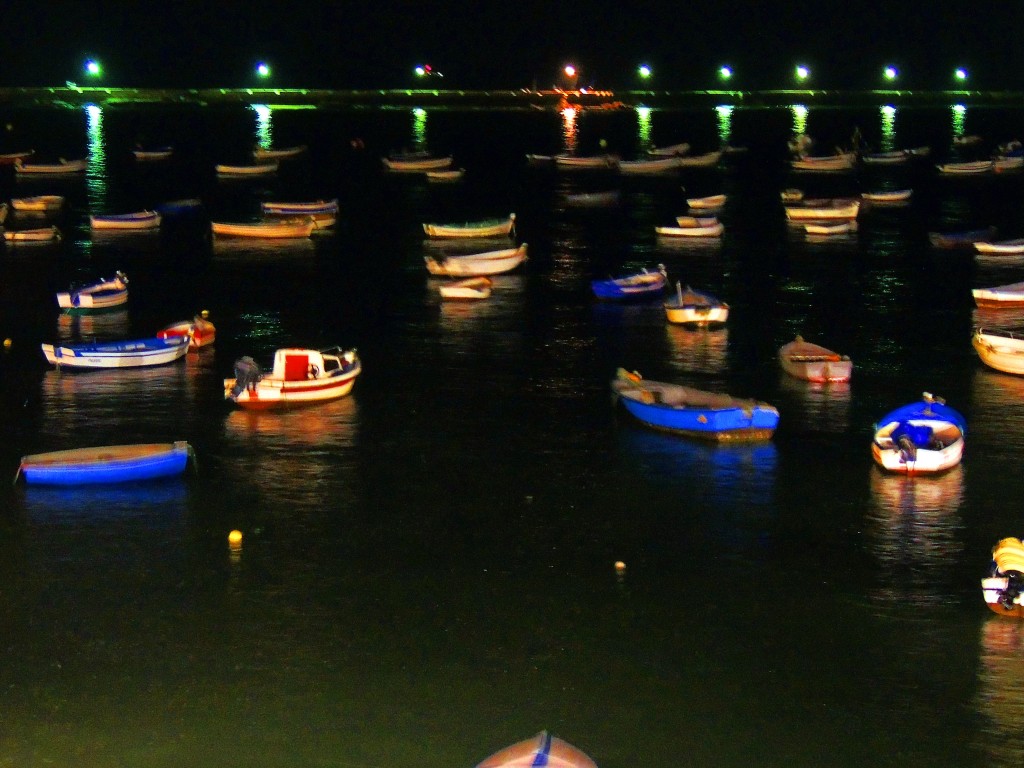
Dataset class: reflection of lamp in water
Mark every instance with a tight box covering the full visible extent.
[790,104,808,137]
[412,107,428,151]
[635,106,652,150]
[561,105,578,155]
[251,103,272,150]
[85,103,106,212]
[879,104,896,152]
[716,105,733,147]
[952,103,967,139]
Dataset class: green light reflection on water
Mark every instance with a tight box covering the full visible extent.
[952,103,967,137]
[716,105,733,146]
[251,104,272,149]
[635,106,652,151]
[790,104,808,137]
[412,108,427,151]
[84,104,107,212]
[880,105,896,153]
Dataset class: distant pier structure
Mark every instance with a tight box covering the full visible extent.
[0,86,1021,109]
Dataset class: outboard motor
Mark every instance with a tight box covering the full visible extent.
[1001,571,1024,610]
[230,356,262,398]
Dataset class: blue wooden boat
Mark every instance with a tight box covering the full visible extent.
[611,368,779,442]
[41,334,190,369]
[16,441,193,486]
[592,264,667,300]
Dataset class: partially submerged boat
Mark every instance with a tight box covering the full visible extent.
[56,272,129,314]
[871,392,966,474]
[778,335,852,382]
[611,368,779,442]
[225,347,361,409]
[15,441,194,486]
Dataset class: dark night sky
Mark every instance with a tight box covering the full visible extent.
[2,1,1021,90]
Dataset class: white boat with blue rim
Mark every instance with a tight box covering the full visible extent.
[90,210,161,230]
[56,272,129,314]
[871,392,966,474]
[41,334,190,369]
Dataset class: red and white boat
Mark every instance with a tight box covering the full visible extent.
[157,312,217,349]
[225,347,361,409]
[778,335,852,383]
[475,733,597,768]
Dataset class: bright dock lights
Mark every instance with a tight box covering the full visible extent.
[637,64,651,79]
[884,66,898,81]
[564,65,576,78]
[255,62,271,78]
[84,59,101,77]
[955,68,968,82]
[719,65,733,81]
[795,65,810,81]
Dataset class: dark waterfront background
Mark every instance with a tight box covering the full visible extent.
[2,100,1024,766]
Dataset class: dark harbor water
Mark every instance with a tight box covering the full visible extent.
[3,101,1024,767]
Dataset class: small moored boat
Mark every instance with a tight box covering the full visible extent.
[972,328,1024,375]
[16,442,194,486]
[253,145,307,162]
[475,732,597,768]
[617,157,681,175]
[929,227,997,249]
[423,213,516,239]
[871,392,966,474]
[15,157,87,174]
[90,210,161,230]
[426,168,465,182]
[973,281,1024,308]
[554,154,618,170]
[804,221,857,236]
[216,162,278,176]
[982,537,1024,617]
[382,155,453,171]
[785,200,860,221]
[211,220,314,238]
[41,334,190,369]
[655,218,724,237]
[778,335,852,382]
[974,238,1024,255]
[132,146,173,161]
[592,264,667,301]
[10,195,64,211]
[937,160,993,174]
[663,282,729,325]
[861,189,912,203]
[687,193,727,209]
[56,272,129,314]
[612,368,779,442]
[425,244,528,277]
[4,226,61,243]
[261,199,338,215]
[157,312,217,349]
[677,150,723,167]
[225,347,361,409]
[648,141,691,157]
[438,276,493,300]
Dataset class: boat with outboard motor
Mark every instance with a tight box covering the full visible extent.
[871,392,966,474]
[225,347,361,409]
[982,537,1024,617]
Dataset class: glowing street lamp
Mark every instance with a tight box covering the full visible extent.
[84,59,102,78]
[719,65,733,81]
[954,67,968,82]
[883,65,898,82]
[255,61,271,78]
[637,64,652,80]
[795,65,810,82]
[561,64,579,90]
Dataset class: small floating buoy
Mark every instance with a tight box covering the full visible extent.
[228,529,243,547]
[614,560,627,576]
[3,338,11,350]
[200,309,209,319]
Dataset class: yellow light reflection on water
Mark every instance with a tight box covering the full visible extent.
[561,106,578,155]
[716,105,733,146]
[251,104,272,149]
[412,108,428,150]
[84,103,107,211]
[790,104,808,137]
[952,103,967,138]
[635,106,652,152]
[880,105,896,152]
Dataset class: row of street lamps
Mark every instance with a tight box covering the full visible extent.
[75,58,974,88]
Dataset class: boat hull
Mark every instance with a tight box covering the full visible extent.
[619,395,778,441]
[476,732,597,768]
[871,398,967,474]
[225,360,361,410]
[18,442,192,486]
[778,339,852,382]
[42,335,190,369]
[664,305,729,325]
[973,330,1024,374]
[425,245,527,277]
[423,214,515,238]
